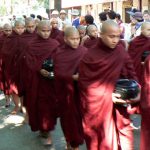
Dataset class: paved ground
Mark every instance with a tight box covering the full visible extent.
[0,94,140,150]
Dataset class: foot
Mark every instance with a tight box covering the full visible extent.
[39,131,52,146]
[11,106,20,115]
[66,143,79,150]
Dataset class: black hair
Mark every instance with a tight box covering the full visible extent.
[99,12,107,21]
[37,15,42,21]
[84,15,94,25]
[116,13,121,20]
[107,10,116,20]
[30,14,35,19]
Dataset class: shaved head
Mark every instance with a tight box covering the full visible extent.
[37,20,51,39]
[3,23,12,36]
[37,20,51,30]
[77,25,86,31]
[14,20,25,27]
[25,17,35,25]
[101,20,119,33]
[64,26,79,37]
[141,22,150,38]
[86,25,98,37]
[3,23,12,29]
[141,22,150,30]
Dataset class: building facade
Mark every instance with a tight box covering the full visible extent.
[51,0,149,23]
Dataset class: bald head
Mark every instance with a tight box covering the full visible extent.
[86,25,98,38]
[101,20,119,33]
[77,25,86,31]
[64,26,80,49]
[14,20,25,35]
[141,22,150,30]
[64,26,79,37]
[141,22,150,38]
[25,17,35,25]
[14,19,25,27]
[50,18,58,29]
[25,17,36,33]
[37,20,51,30]
[3,23,12,36]
[37,20,51,39]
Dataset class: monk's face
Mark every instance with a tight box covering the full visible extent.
[37,26,51,39]
[3,27,12,37]
[88,27,98,38]
[26,22,36,33]
[78,29,86,38]
[14,24,25,35]
[101,26,121,49]
[64,33,80,49]
[142,25,150,38]
[51,20,58,29]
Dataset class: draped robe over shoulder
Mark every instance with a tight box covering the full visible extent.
[54,44,87,147]
[140,54,150,150]
[128,34,150,84]
[79,39,137,150]
[83,36,98,49]
[23,35,59,131]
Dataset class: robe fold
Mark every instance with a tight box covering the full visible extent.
[83,36,98,49]
[54,44,87,147]
[79,39,137,150]
[50,28,63,40]
[23,35,59,131]
[128,34,150,84]
[140,55,150,150]
[0,31,36,95]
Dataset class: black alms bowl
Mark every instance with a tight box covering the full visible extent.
[141,51,150,62]
[114,79,140,100]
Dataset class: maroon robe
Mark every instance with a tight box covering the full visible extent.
[54,44,87,147]
[83,36,98,49]
[23,35,59,131]
[0,31,36,95]
[128,34,150,84]
[140,55,150,150]
[55,31,65,45]
[50,28,63,40]
[0,33,8,91]
[79,38,137,150]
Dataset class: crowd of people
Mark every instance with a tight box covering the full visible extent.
[0,7,150,150]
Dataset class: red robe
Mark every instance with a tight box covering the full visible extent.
[23,35,59,131]
[54,44,87,147]
[79,39,137,150]
[140,55,150,150]
[128,34,150,84]
[50,28,63,40]
[83,36,98,49]
[0,34,8,91]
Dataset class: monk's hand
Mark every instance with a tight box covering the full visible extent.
[112,93,127,104]
[40,69,50,78]
[72,73,79,81]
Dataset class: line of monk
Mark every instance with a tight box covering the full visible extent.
[0,17,150,150]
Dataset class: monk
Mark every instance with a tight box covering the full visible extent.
[140,23,150,150]
[22,20,59,144]
[79,20,139,150]
[77,25,86,42]
[1,20,25,114]
[81,25,98,48]
[53,26,87,150]
[25,17,36,35]
[128,22,150,84]
[50,18,63,40]
[0,23,12,107]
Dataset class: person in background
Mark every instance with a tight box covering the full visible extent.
[50,10,62,30]
[115,13,125,39]
[143,10,150,22]
[30,14,35,19]
[71,9,80,28]
[107,10,117,22]
[59,10,71,26]
[37,15,42,21]
[77,25,86,42]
